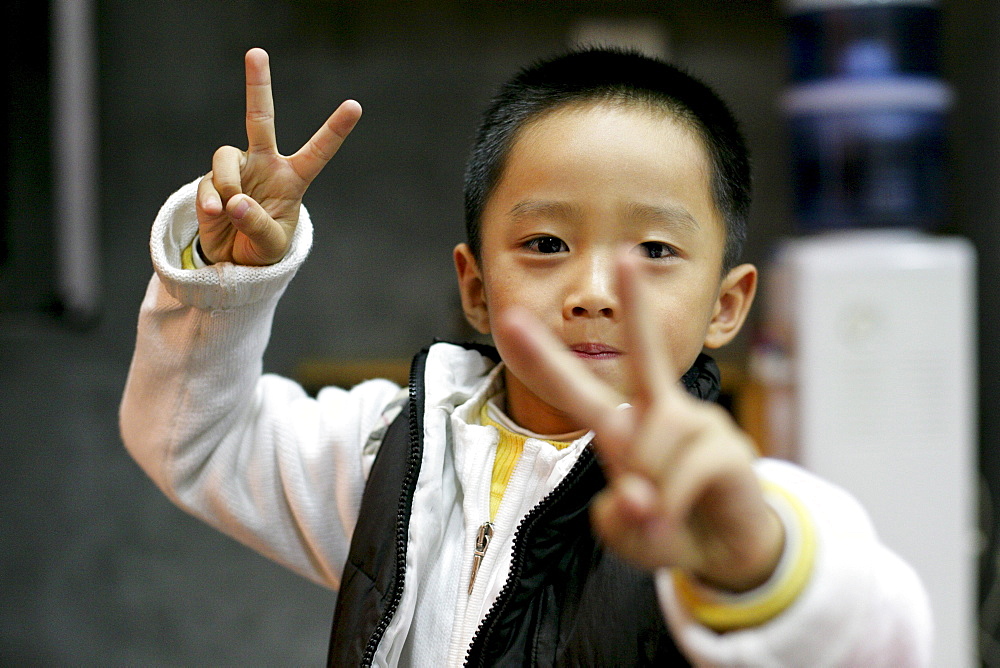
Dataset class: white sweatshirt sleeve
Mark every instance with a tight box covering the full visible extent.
[119,179,402,590]
[657,458,933,667]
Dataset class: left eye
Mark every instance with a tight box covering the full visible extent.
[526,236,569,254]
[636,241,676,259]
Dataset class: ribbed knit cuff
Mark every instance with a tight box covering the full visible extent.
[150,178,312,310]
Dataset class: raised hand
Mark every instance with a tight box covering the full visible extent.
[196,48,362,266]
[497,255,783,592]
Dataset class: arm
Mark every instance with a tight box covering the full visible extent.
[658,458,932,666]
[119,50,397,589]
[496,254,932,665]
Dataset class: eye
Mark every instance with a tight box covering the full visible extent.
[635,241,678,259]
[525,236,569,254]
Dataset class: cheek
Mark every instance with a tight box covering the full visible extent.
[657,288,719,370]
[480,274,509,323]
[483,267,557,319]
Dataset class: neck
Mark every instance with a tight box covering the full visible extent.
[502,366,584,437]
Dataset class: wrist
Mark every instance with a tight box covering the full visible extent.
[671,481,817,631]
[697,503,785,593]
[193,234,214,266]
[181,234,214,270]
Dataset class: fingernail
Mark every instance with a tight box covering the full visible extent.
[231,197,250,219]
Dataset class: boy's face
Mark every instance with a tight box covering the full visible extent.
[454,102,756,434]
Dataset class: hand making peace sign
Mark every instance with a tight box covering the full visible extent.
[498,256,784,592]
[196,48,362,266]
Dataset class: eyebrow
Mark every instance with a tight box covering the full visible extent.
[505,199,703,234]
[625,202,701,234]
[507,200,580,220]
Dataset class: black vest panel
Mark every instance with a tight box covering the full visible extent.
[326,404,413,665]
[327,345,429,666]
[463,447,690,667]
[328,345,718,666]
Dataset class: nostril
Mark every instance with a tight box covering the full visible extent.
[571,306,615,318]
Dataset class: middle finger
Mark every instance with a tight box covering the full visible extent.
[244,48,278,154]
[617,254,682,405]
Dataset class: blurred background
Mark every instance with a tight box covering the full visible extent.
[2,0,998,664]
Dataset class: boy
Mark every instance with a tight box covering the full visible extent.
[121,47,930,665]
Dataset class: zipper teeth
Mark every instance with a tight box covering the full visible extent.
[360,354,425,667]
[465,445,596,667]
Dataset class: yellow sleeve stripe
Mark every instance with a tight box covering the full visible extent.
[671,480,817,632]
[181,240,197,270]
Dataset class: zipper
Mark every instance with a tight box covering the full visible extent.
[468,521,495,595]
[464,445,597,667]
[359,350,427,667]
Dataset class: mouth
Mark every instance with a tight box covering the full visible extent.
[569,343,623,360]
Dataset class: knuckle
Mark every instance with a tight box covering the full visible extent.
[307,140,334,164]
[214,179,240,197]
[212,149,243,187]
[246,110,274,124]
[212,176,240,192]
[213,145,238,160]
[249,213,271,234]
[327,113,351,139]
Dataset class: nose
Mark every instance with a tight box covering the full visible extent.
[565,251,619,319]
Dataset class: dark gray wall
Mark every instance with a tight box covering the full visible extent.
[96,0,789,373]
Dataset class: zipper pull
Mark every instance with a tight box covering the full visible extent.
[468,521,495,595]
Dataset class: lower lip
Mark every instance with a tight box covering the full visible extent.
[572,350,622,361]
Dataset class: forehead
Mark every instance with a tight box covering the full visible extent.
[512,99,709,176]
[481,101,724,245]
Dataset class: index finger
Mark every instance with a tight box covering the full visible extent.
[244,48,277,154]
[496,306,627,436]
[288,99,363,184]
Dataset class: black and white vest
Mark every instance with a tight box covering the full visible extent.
[327,343,720,666]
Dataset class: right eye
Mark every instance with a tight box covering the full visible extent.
[525,236,568,254]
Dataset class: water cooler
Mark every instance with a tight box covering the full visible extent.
[760,2,977,664]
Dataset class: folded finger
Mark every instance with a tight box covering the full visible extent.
[211,145,245,203]
[593,438,734,575]
[226,194,286,265]
[656,422,756,532]
[197,172,222,217]
[591,476,683,571]
[289,99,363,184]
[244,48,278,155]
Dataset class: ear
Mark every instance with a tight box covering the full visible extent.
[704,263,757,349]
[453,243,491,334]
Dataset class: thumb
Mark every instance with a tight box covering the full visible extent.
[226,194,291,265]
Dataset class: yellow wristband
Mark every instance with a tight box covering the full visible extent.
[181,240,196,270]
[181,235,211,270]
[671,481,817,632]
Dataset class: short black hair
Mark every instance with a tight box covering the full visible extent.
[463,47,751,272]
